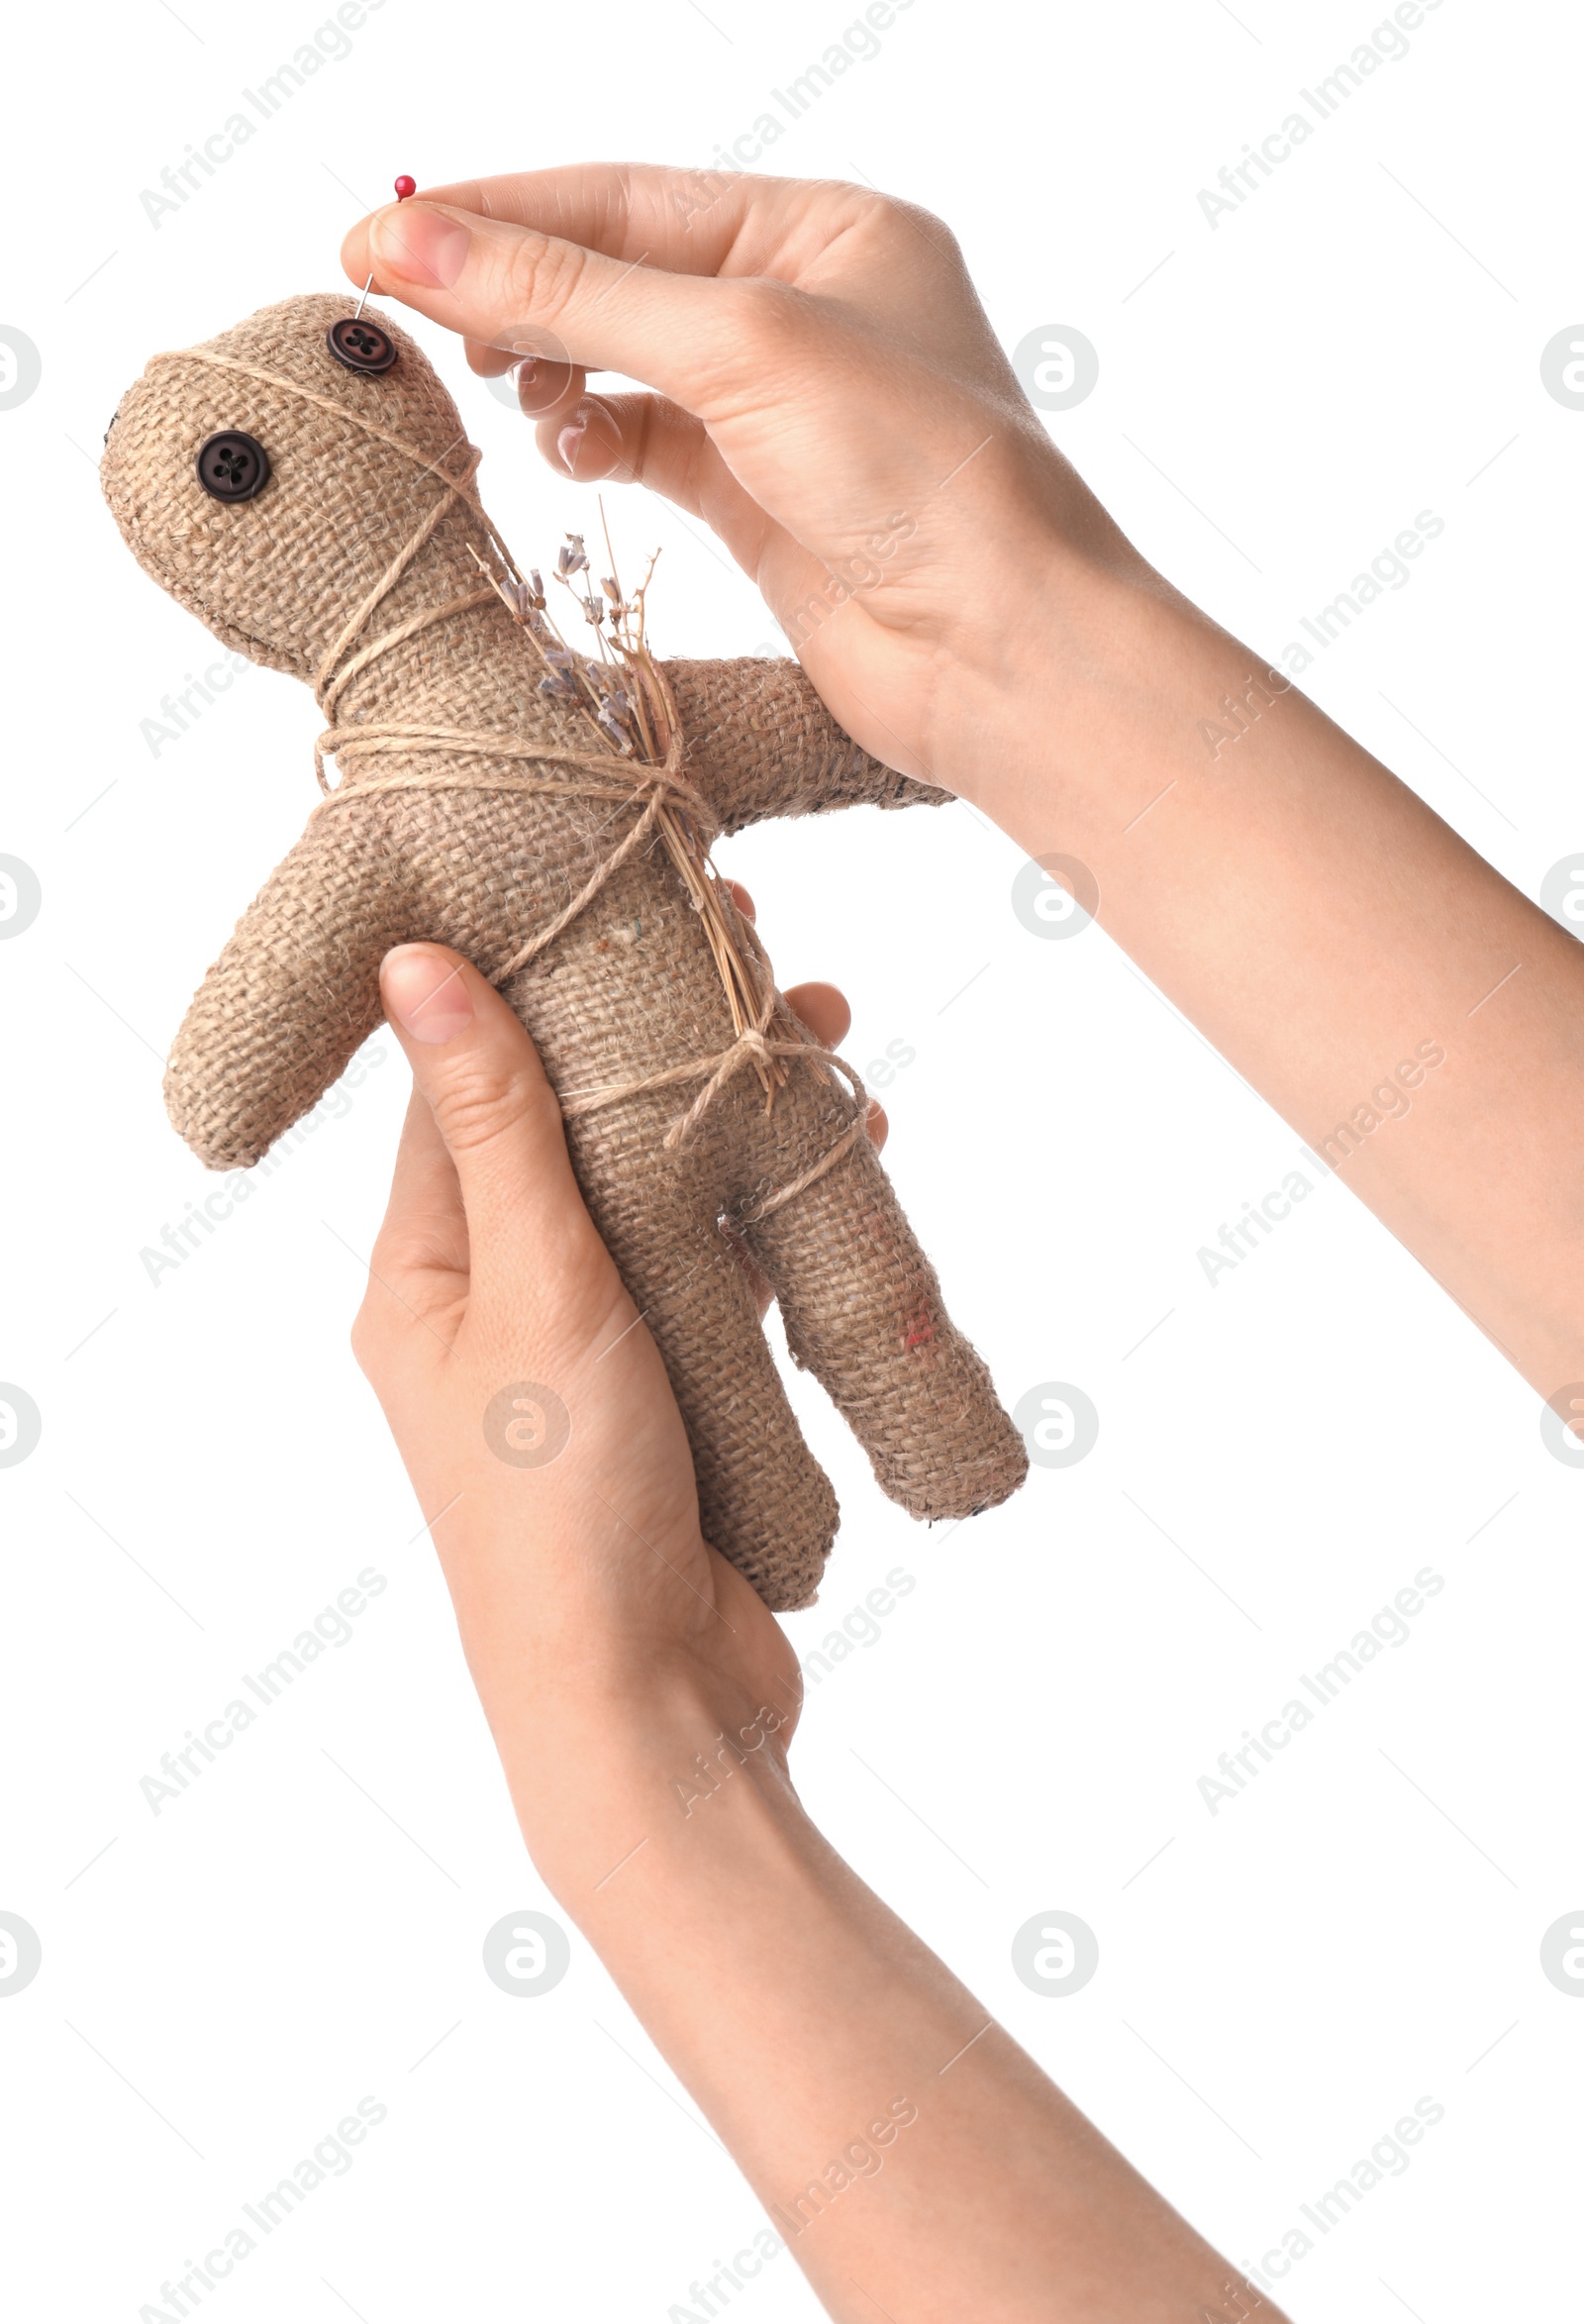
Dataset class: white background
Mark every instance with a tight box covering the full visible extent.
[3,1,1581,2317]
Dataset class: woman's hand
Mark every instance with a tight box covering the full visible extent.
[345,163,1584,1409]
[352,923,877,1881]
[354,937,1281,2324]
[340,166,1132,798]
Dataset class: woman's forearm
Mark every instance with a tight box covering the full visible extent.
[952,544,1584,1400]
[512,1678,1284,2324]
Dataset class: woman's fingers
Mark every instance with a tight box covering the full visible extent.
[541,393,646,485]
[783,979,850,1050]
[462,335,591,426]
[537,390,702,497]
[776,979,888,1150]
[352,198,816,580]
[377,1085,469,1276]
[515,357,588,421]
[463,334,518,377]
[341,192,965,511]
[339,184,999,680]
[384,164,868,292]
[374,165,1007,407]
[346,199,767,410]
[388,163,768,281]
[400,163,968,339]
[371,945,620,1343]
[544,395,621,483]
[336,161,1065,798]
[537,391,812,604]
[534,396,801,597]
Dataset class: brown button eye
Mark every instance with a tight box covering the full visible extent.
[196,430,270,503]
[326,318,398,375]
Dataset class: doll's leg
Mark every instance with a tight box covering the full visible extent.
[741,1126,1028,1523]
[572,1153,839,1613]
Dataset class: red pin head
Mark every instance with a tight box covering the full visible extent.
[394,174,417,201]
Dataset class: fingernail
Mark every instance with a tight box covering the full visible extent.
[556,416,586,475]
[382,946,474,1045]
[370,201,470,289]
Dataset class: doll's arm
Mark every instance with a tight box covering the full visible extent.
[164,813,413,1170]
[662,657,950,835]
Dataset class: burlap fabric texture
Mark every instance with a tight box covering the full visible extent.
[100,293,1028,1610]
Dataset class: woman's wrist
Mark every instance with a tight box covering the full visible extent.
[940,535,1293,856]
[930,539,1162,824]
[468,1639,803,1904]
[896,419,1175,823]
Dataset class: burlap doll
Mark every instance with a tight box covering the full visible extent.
[100,293,1027,1610]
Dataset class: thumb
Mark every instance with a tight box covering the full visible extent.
[378,945,601,1277]
[355,198,750,412]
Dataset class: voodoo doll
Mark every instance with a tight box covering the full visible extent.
[101,293,1027,1609]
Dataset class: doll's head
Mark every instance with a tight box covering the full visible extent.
[100,292,484,682]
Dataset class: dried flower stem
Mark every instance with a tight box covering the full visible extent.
[468,532,789,1106]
